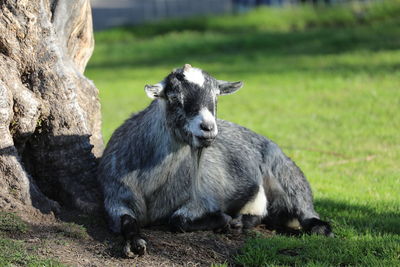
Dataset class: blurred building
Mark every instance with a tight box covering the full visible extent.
[90,0,373,30]
[91,0,233,31]
[233,0,363,7]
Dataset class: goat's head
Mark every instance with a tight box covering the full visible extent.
[145,64,243,148]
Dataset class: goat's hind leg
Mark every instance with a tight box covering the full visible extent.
[263,142,335,236]
[263,210,302,235]
[264,188,333,236]
[289,183,333,236]
[263,166,333,236]
[121,215,147,257]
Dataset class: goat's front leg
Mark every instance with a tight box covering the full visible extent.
[169,204,232,233]
[121,215,147,257]
[169,210,232,232]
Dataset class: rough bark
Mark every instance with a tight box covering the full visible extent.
[0,0,103,214]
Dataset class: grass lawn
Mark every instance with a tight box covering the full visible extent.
[0,213,63,266]
[85,1,400,266]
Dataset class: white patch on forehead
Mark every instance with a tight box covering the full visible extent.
[183,68,205,87]
[240,185,267,216]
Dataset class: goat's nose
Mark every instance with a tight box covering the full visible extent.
[200,121,214,132]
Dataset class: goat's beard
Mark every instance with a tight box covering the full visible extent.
[192,135,214,148]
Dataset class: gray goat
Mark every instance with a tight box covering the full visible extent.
[98,64,332,256]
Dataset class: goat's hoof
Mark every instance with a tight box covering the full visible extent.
[132,238,147,256]
[123,242,135,258]
[169,216,186,233]
[123,238,147,257]
[229,217,243,234]
[213,213,233,234]
[307,218,334,237]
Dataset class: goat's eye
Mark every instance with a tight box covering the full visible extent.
[168,94,182,104]
[176,73,184,81]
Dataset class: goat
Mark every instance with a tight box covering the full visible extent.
[98,64,333,256]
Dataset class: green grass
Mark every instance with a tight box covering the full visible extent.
[86,0,400,265]
[236,234,400,266]
[0,212,63,266]
[0,212,29,234]
[0,238,62,267]
[55,222,89,240]
[0,212,88,265]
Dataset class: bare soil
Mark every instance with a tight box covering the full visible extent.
[10,209,274,267]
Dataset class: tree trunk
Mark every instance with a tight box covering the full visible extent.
[0,0,103,214]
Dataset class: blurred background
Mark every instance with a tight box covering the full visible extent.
[85,0,399,265]
[91,0,371,30]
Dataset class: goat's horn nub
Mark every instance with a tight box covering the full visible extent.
[184,64,192,70]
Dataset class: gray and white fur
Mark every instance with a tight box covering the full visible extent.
[98,64,333,256]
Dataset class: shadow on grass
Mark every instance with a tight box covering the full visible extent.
[315,198,400,235]
[47,197,399,265]
[236,232,400,266]
[53,197,400,246]
[55,210,244,265]
[2,198,394,264]
[236,199,400,266]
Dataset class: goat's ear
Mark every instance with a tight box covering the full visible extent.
[144,82,165,99]
[217,80,243,95]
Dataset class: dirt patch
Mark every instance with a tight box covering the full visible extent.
[2,209,274,266]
